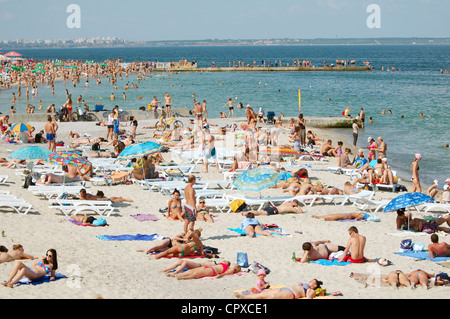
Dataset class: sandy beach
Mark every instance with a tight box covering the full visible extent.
[0,116,448,300]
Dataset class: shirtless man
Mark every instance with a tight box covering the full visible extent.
[242,200,303,216]
[151,96,161,119]
[193,102,203,125]
[320,140,335,156]
[164,93,173,118]
[375,136,387,158]
[338,226,366,263]
[202,100,208,121]
[223,97,238,118]
[300,240,345,263]
[428,234,450,258]
[44,115,58,152]
[184,175,197,234]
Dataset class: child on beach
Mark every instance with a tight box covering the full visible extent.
[253,269,270,293]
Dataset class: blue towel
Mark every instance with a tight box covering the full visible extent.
[11,273,67,286]
[311,259,351,266]
[97,233,160,241]
[394,251,450,262]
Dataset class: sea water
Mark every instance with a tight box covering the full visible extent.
[0,45,449,186]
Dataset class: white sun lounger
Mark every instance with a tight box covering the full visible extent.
[352,197,390,213]
[48,199,114,217]
[421,203,450,214]
[0,198,33,215]
[28,185,84,199]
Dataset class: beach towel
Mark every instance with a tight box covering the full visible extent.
[96,234,163,241]
[227,227,290,237]
[310,259,351,266]
[131,214,159,222]
[10,273,67,286]
[66,218,109,227]
[394,251,450,262]
[148,252,206,259]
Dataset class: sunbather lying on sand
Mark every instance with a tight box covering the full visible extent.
[300,241,345,263]
[161,259,231,276]
[0,244,36,264]
[312,212,369,221]
[235,279,322,299]
[150,229,203,259]
[175,261,241,280]
[137,232,188,254]
[79,189,133,203]
[241,200,303,216]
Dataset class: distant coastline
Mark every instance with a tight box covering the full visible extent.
[2,37,450,50]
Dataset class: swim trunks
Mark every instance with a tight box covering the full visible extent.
[263,206,278,215]
[46,133,55,142]
[205,148,216,159]
[343,255,365,263]
[184,205,196,222]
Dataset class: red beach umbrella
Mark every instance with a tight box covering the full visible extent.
[4,51,22,57]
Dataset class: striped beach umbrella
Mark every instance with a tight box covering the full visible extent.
[8,146,53,161]
[233,167,282,193]
[117,141,164,160]
[45,152,91,168]
[11,123,33,133]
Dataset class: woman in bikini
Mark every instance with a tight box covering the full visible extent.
[137,232,188,255]
[167,189,184,221]
[0,244,36,264]
[175,261,241,280]
[235,279,322,299]
[162,259,231,277]
[383,270,411,289]
[240,213,273,238]
[151,229,203,259]
[2,249,57,288]
[196,199,214,223]
[406,269,434,289]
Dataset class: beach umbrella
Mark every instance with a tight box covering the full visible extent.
[10,122,33,133]
[233,167,282,195]
[54,62,64,66]
[382,192,435,213]
[10,66,24,72]
[70,66,78,70]
[45,152,91,168]
[35,63,45,68]
[117,141,164,160]
[8,145,53,161]
[4,51,22,57]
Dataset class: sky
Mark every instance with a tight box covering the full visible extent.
[1,0,449,41]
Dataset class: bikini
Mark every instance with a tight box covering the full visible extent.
[205,262,229,276]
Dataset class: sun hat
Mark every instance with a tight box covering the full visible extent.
[367,137,373,143]
[257,269,266,276]
[415,153,422,160]
[433,180,438,185]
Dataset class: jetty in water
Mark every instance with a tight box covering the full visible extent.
[155,66,372,73]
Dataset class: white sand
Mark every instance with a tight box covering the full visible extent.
[0,117,448,299]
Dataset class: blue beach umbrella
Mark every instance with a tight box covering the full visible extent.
[8,145,53,161]
[383,192,434,213]
[233,167,282,194]
[117,141,164,160]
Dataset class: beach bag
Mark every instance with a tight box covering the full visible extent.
[93,218,107,226]
[229,199,246,212]
[203,246,219,255]
[22,175,35,189]
[91,142,100,151]
[315,288,327,297]
[412,243,425,251]
[435,273,449,286]
[400,239,413,252]
[237,252,249,268]
[421,220,438,234]
[248,261,270,275]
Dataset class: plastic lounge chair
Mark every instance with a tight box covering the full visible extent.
[421,203,450,214]
[352,197,390,213]
[0,198,33,215]
[48,199,114,217]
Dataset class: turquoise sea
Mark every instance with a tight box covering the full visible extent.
[0,45,449,186]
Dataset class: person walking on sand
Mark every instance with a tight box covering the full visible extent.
[338,226,366,263]
[44,115,58,152]
[184,175,197,234]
